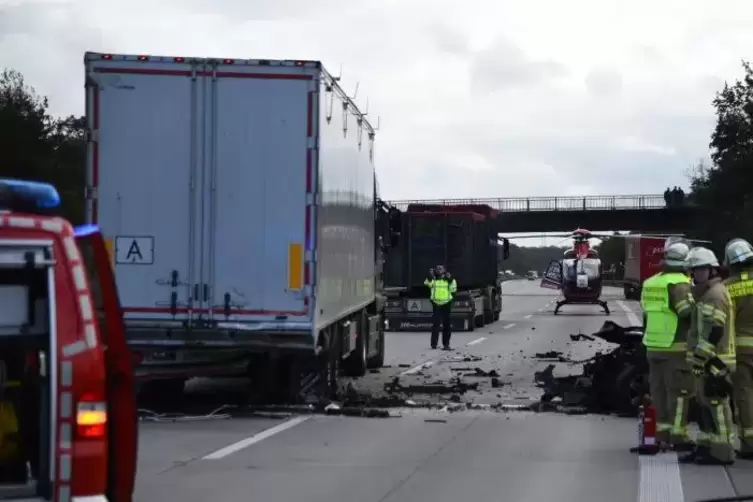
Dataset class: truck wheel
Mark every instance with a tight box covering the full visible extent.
[367,324,385,369]
[466,317,475,332]
[483,310,493,324]
[140,378,186,402]
[493,311,501,321]
[343,318,367,377]
[474,314,485,328]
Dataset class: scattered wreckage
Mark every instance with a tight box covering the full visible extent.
[534,321,649,416]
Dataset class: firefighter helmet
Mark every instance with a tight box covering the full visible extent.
[664,241,690,267]
[724,238,753,266]
[685,247,719,269]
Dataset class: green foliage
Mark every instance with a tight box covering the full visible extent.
[592,233,625,268]
[0,68,86,223]
[689,61,753,245]
[504,243,565,275]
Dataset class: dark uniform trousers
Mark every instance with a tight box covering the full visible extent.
[734,356,753,453]
[431,301,452,348]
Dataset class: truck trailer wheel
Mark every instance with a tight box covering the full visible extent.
[367,324,385,369]
[343,316,367,377]
[474,314,485,328]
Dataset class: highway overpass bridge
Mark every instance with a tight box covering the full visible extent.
[388,194,700,233]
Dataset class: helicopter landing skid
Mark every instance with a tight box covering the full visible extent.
[553,299,610,315]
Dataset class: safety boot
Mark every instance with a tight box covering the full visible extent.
[671,441,696,452]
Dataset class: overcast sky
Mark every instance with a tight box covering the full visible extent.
[1,0,752,238]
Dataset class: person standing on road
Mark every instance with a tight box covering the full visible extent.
[425,265,457,350]
[681,247,737,466]
[723,238,753,460]
[639,240,695,451]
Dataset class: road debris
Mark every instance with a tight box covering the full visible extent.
[570,332,595,342]
[532,321,648,416]
[384,376,480,395]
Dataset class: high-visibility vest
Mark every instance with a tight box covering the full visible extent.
[725,270,753,354]
[424,278,456,305]
[640,272,690,351]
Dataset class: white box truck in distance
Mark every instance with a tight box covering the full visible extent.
[84,52,399,402]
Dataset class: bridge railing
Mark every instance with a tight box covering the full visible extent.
[388,194,670,212]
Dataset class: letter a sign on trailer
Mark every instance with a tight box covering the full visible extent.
[115,236,154,265]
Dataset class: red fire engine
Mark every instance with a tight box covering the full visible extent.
[0,180,137,502]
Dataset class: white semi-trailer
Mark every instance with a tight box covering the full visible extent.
[84,52,399,401]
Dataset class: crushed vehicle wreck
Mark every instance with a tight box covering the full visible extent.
[534,321,649,416]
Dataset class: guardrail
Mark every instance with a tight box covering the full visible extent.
[388,195,680,212]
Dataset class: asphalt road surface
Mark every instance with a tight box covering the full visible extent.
[134,280,753,502]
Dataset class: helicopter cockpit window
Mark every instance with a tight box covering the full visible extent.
[563,259,600,279]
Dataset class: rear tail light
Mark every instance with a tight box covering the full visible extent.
[76,396,107,439]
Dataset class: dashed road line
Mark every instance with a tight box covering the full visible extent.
[524,314,532,319]
[617,300,684,502]
[466,337,486,346]
[400,359,435,375]
[203,416,311,460]
[502,323,516,329]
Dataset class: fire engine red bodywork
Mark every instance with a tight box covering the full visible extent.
[623,236,665,299]
[0,213,136,502]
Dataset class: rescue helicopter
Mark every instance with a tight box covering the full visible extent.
[538,228,611,315]
[509,229,711,315]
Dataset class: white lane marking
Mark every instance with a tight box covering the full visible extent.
[616,300,641,326]
[466,337,486,346]
[401,360,435,375]
[202,416,310,460]
[502,323,516,329]
[524,314,532,319]
[618,300,684,502]
[638,450,684,502]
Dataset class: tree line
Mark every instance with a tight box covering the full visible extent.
[0,62,750,250]
[0,69,86,223]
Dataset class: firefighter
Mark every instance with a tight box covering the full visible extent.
[681,247,736,465]
[425,265,457,350]
[723,238,753,459]
[639,240,695,450]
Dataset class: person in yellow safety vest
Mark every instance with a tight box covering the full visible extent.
[723,238,753,460]
[639,240,696,452]
[680,247,737,465]
[424,264,457,350]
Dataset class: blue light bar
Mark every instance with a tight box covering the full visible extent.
[0,179,61,210]
[73,224,100,237]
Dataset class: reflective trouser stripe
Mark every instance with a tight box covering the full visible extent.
[671,393,689,439]
[715,402,731,444]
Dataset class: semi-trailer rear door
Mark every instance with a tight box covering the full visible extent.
[85,53,204,326]
[200,62,315,322]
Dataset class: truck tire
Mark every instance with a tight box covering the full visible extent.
[140,378,186,400]
[493,311,501,321]
[466,316,475,332]
[343,315,367,377]
[474,314,485,328]
[367,323,385,369]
